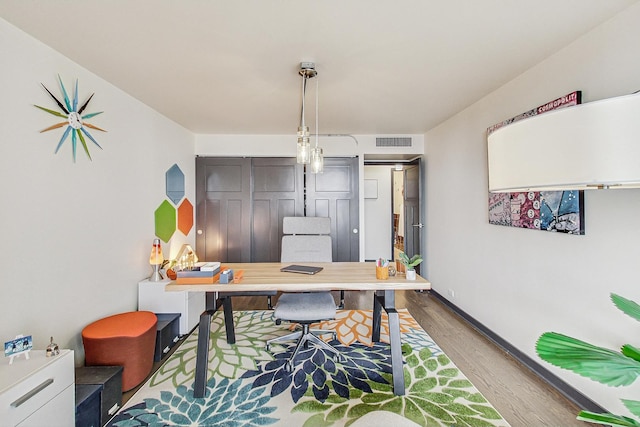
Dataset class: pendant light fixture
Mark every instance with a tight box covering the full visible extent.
[297,62,323,173]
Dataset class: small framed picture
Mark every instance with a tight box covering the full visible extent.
[4,335,33,357]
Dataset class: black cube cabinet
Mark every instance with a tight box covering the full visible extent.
[75,384,101,427]
[75,366,123,427]
[154,313,181,362]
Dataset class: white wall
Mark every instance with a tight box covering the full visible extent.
[0,18,195,363]
[425,2,640,415]
[195,134,424,158]
[364,166,393,261]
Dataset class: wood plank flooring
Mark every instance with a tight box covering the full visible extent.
[397,291,583,426]
[127,290,583,426]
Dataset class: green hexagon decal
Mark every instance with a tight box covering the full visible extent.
[155,200,176,242]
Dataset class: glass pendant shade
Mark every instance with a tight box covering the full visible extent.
[310,146,324,173]
[297,126,310,164]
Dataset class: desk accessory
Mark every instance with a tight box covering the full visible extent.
[280,265,323,275]
[232,270,244,283]
[46,336,59,357]
[375,259,389,280]
[388,263,397,276]
[219,269,234,284]
[194,261,220,271]
[175,274,220,284]
[4,335,32,364]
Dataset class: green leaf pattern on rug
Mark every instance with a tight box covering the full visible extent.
[150,311,281,388]
[292,337,505,426]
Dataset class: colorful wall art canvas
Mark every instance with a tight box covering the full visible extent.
[487,92,585,235]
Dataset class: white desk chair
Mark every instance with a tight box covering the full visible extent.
[266,216,341,371]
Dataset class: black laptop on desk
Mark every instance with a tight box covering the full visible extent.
[280,264,323,275]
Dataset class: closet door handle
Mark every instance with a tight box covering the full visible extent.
[11,378,54,408]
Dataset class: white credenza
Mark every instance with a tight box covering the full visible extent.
[0,350,74,427]
[138,279,205,335]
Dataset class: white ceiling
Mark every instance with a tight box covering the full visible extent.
[1,1,637,135]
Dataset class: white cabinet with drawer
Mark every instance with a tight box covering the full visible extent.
[0,350,74,427]
[138,279,205,335]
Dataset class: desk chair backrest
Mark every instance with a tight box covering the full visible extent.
[270,216,340,370]
[281,217,332,263]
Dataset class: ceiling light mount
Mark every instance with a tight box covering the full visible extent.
[299,62,317,79]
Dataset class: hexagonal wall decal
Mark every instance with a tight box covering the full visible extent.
[166,164,185,204]
[178,198,194,235]
[155,200,176,242]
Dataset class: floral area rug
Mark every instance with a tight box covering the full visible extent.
[108,309,510,427]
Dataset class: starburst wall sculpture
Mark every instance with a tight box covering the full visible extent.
[34,75,106,162]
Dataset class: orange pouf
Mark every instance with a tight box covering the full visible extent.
[82,311,157,391]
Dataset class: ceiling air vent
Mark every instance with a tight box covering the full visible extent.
[376,137,412,147]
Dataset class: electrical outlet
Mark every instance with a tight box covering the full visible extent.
[447,289,455,298]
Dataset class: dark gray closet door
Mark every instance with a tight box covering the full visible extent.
[251,158,304,261]
[195,157,252,262]
[305,157,360,261]
[196,156,359,263]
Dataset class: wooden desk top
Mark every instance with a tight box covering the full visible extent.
[165,262,430,293]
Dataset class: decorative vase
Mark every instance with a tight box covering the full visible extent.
[406,269,416,280]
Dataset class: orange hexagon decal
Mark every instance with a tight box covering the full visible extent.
[177,198,194,235]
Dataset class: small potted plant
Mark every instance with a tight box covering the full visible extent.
[398,252,423,280]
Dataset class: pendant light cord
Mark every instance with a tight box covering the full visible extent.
[315,76,319,148]
[300,75,307,129]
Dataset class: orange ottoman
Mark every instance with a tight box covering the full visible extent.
[82,311,157,391]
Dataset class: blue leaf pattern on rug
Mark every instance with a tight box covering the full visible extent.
[241,340,392,403]
[109,378,278,426]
